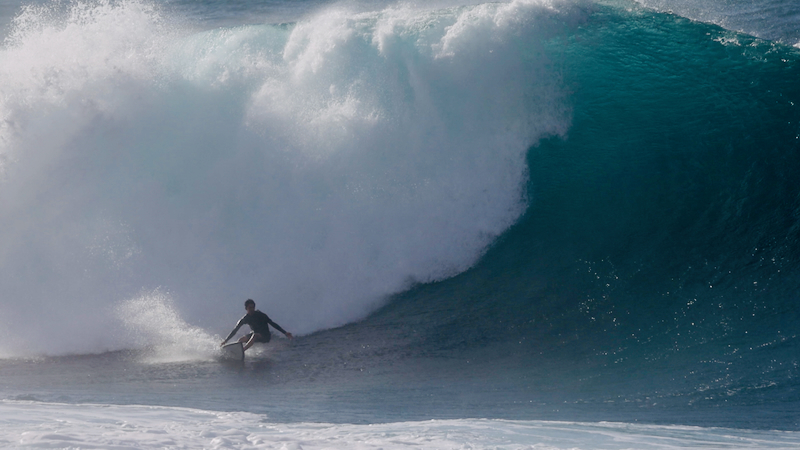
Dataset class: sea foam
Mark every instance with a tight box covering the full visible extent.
[2,400,799,449]
[0,0,575,356]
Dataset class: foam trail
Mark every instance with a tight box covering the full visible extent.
[117,290,219,363]
[0,0,575,355]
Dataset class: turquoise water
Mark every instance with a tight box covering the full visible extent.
[0,0,799,438]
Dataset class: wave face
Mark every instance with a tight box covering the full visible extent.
[0,0,574,355]
[356,1,800,429]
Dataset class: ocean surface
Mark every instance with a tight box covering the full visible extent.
[1,0,800,448]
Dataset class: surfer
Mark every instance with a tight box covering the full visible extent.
[221,299,293,351]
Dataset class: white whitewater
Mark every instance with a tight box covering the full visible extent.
[2,400,799,449]
[0,0,574,357]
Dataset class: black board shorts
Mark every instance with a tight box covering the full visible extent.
[247,331,271,343]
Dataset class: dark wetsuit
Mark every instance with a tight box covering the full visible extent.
[224,310,288,343]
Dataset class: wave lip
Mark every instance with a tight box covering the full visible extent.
[634,0,800,46]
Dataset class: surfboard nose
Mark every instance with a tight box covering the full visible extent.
[221,342,245,361]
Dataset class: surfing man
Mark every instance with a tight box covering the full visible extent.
[221,299,293,351]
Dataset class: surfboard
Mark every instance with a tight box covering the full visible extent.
[221,342,244,361]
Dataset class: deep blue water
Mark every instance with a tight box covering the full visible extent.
[0,0,799,433]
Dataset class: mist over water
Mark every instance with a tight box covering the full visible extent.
[0,0,574,356]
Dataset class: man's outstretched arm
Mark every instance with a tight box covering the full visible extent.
[267,318,293,339]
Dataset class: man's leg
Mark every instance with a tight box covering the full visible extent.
[243,333,262,351]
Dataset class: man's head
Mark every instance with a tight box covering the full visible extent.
[244,299,256,314]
